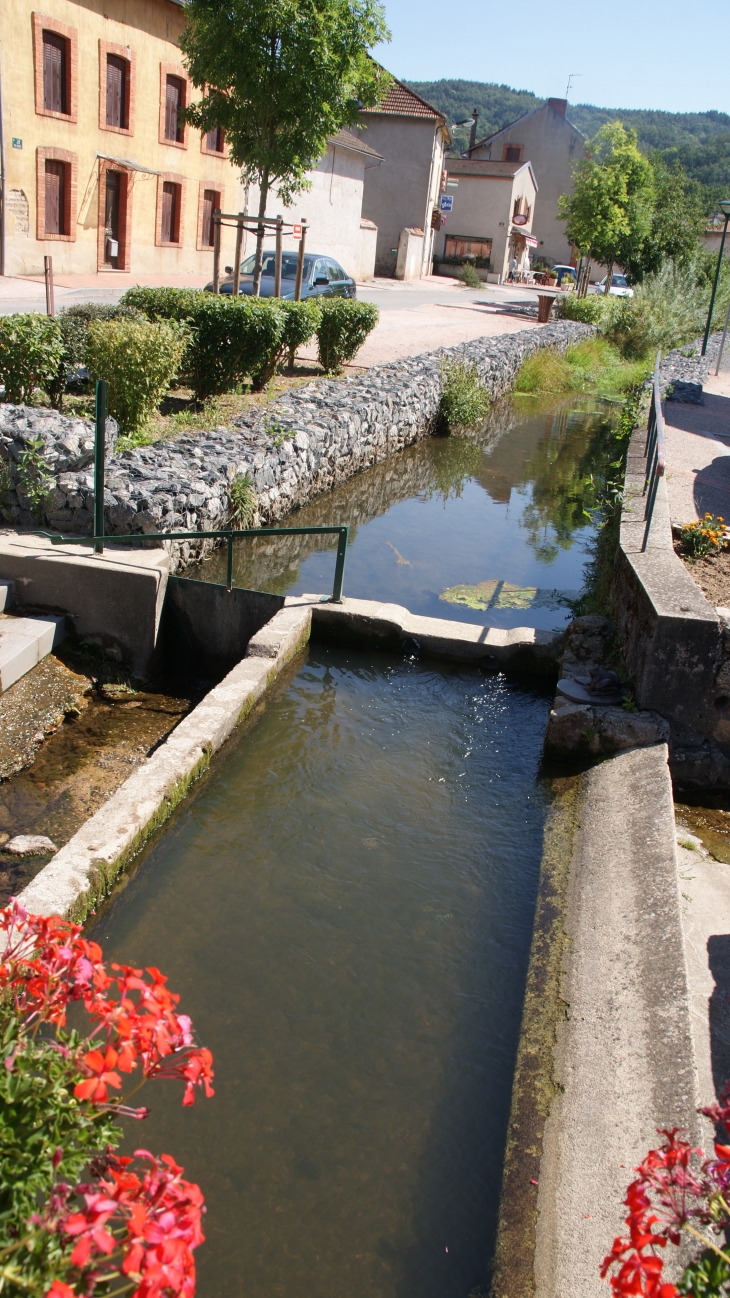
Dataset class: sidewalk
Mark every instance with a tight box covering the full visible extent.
[664,359,730,523]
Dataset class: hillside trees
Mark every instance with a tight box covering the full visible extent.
[180,0,391,293]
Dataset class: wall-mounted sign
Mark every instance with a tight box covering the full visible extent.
[440,195,453,212]
[512,213,528,226]
[12,138,22,149]
[292,223,302,240]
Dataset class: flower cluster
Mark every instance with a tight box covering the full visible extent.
[680,513,727,559]
[0,900,213,1298]
[602,1088,730,1297]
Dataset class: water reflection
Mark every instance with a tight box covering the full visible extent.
[191,396,618,628]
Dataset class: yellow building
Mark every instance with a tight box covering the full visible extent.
[0,0,243,278]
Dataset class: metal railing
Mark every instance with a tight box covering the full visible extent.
[34,380,349,603]
[642,353,666,551]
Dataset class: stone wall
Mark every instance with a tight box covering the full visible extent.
[0,320,590,570]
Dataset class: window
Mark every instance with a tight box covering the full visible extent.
[503,144,523,163]
[43,32,67,114]
[200,188,219,247]
[444,235,492,260]
[36,147,77,242]
[106,55,127,129]
[203,126,225,154]
[156,173,185,246]
[165,76,184,142]
[327,261,346,281]
[33,15,78,122]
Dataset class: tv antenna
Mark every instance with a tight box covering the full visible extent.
[565,72,581,100]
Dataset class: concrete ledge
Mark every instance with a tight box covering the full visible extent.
[491,745,699,1298]
[18,602,313,922]
[287,594,564,675]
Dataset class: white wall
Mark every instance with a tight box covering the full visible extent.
[434,169,537,280]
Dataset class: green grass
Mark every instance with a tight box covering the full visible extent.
[514,339,650,398]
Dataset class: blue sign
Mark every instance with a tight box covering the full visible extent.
[440,195,453,212]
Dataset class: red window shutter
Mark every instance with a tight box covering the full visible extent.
[106,55,126,128]
[162,182,180,242]
[205,126,224,152]
[202,190,218,247]
[45,160,65,235]
[43,32,67,113]
[165,77,183,142]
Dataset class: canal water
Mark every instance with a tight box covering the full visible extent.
[192,395,619,630]
[93,645,551,1298]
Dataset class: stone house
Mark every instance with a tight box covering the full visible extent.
[433,158,538,284]
[0,0,382,281]
[467,98,585,267]
[357,79,451,279]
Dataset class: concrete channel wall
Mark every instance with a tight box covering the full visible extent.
[0,320,591,568]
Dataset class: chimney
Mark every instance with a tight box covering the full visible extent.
[547,98,567,118]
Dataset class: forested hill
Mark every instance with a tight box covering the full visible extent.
[406,79,730,209]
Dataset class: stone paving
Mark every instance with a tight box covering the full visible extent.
[664,337,730,523]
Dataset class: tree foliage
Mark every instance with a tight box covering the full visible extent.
[180,0,391,288]
[558,123,654,279]
[619,154,706,281]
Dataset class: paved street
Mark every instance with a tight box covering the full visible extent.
[0,270,543,365]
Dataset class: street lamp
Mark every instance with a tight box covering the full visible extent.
[702,198,730,356]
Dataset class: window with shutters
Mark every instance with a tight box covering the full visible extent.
[106,54,128,129]
[200,190,218,247]
[37,148,77,242]
[44,160,66,235]
[165,76,184,142]
[43,32,68,113]
[503,144,523,163]
[203,126,225,154]
[160,181,181,243]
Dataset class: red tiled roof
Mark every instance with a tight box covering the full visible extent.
[366,78,444,121]
[328,128,383,159]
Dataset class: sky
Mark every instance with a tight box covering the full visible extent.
[372,0,730,115]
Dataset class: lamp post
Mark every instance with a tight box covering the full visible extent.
[702,198,730,356]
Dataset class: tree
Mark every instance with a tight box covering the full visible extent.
[180,0,391,293]
[618,154,705,282]
[558,122,654,294]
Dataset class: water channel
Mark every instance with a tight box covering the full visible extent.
[92,395,620,1297]
[192,394,620,629]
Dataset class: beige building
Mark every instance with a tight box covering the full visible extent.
[358,80,451,279]
[434,158,538,283]
[467,98,585,268]
[0,0,382,282]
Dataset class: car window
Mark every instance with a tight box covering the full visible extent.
[327,261,346,282]
[313,258,328,282]
[613,275,628,286]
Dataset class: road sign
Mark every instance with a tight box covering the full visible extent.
[440,195,453,212]
[293,223,302,240]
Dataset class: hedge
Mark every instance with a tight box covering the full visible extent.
[0,314,63,404]
[86,318,188,436]
[316,299,379,374]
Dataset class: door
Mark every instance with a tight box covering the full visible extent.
[327,260,350,297]
[104,170,121,266]
[311,258,332,296]
[45,160,65,236]
[106,54,126,129]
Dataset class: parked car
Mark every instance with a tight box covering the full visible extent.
[554,264,577,286]
[596,273,634,298]
[205,251,356,299]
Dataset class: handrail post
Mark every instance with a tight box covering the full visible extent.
[212,209,222,294]
[331,526,348,603]
[274,215,283,297]
[232,213,243,298]
[94,379,106,555]
[227,532,233,591]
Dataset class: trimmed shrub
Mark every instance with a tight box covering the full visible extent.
[86,318,188,436]
[50,303,145,408]
[0,314,63,404]
[439,357,490,427]
[250,298,322,389]
[316,299,379,374]
[554,294,605,325]
[457,263,482,289]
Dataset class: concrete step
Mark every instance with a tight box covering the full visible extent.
[0,613,66,692]
[0,580,13,612]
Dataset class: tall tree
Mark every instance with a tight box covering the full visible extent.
[618,155,705,281]
[558,122,654,293]
[181,0,391,293]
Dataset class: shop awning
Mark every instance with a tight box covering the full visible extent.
[512,230,539,247]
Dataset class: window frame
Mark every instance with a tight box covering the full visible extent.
[96,158,133,271]
[98,40,136,136]
[32,13,78,123]
[196,181,223,251]
[502,143,524,163]
[159,63,190,149]
[35,147,77,241]
[200,125,227,158]
[155,172,186,248]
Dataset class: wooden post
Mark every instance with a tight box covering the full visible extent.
[44,255,55,317]
[232,213,243,297]
[212,209,221,294]
[294,221,307,302]
[274,215,283,298]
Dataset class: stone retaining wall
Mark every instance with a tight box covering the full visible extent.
[0,320,590,569]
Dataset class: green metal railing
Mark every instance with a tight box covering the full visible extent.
[35,380,349,603]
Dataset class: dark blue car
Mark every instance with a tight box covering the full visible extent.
[205,251,356,299]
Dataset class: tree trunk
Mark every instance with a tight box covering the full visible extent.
[252,169,270,297]
[604,259,614,301]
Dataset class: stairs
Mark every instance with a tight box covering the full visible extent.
[0,581,66,693]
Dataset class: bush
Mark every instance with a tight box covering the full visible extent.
[228,472,257,527]
[316,299,379,374]
[554,294,605,325]
[439,357,490,427]
[515,340,649,396]
[458,263,482,289]
[86,317,188,436]
[0,314,63,404]
[600,256,726,359]
[250,298,321,388]
[50,303,145,409]
[121,288,287,399]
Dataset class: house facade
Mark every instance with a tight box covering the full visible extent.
[358,80,450,279]
[467,98,585,268]
[434,158,538,283]
[0,0,381,282]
